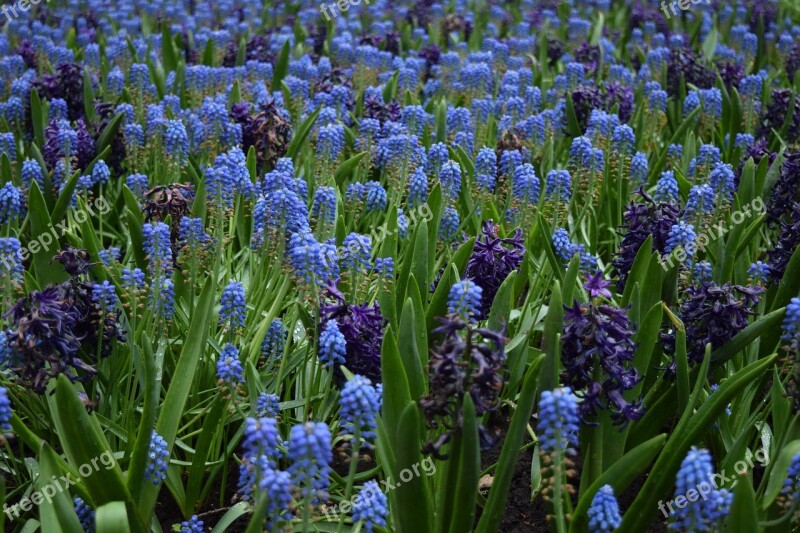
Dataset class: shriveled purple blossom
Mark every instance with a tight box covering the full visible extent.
[662,282,763,370]
[419,317,506,457]
[4,249,124,392]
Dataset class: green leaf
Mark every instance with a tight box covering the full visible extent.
[202,39,215,66]
[620,236,653,308]
[569,434,666,532]
[712,307,786,364]
[285,106,321,158]
[83,70,97,122]
[564,92,582,137]
[272,40,290,88]
[771,243,800,315]
[50,168,81,225]
[476,356,544,533]
[631,303,664,396]
[726,475,758,533]
[425,264,457,337]
[407,275,429,383]
[487,271,516,332]
[393,403,434,533]
[675,322,690,414]
[95,113,125,156]
[381,325,413,451]
[140,276,216,519]
[161,24,178,72]
[210,502,251,533]
[399,298,425,402]
[333,152,367,186]
[762,440,800,509]
[447,396,480,533]
[620,354,777,532]
[53,376,142,530]
[235,36,247,66]
[27,182,66,286]
[184,398,227,514]
[95,502,131,533]
[37,443,83,532]
[30,89,45,148]
[126,337,159,501]
[539,281,563,394]
[125,207,147,271]
[409,219,429,299]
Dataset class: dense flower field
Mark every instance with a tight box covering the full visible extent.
[1,0,800,531]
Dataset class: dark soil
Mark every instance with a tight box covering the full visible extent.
[476,438,552,532]
[154,458,248,531]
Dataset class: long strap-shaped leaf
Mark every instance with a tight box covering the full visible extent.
[618,354,777,532]
[139,276,216,520]
[54,376,145,531]
[475,354,544,533]
[570,434,667,532]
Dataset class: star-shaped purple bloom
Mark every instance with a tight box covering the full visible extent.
[584,272,612,299]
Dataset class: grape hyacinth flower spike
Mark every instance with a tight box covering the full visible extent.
[537,388,580,533]
[588,485,622,533]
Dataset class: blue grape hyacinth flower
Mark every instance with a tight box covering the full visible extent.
[588,485,622,533]
[352,480,389,533]
[145,431,169,485]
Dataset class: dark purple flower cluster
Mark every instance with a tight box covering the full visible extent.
[716,60,745,90]
[224,35,274,67]
[662,282,763,369]
[748,0,779,32]
[33,63,89,121]
[759,89,800,144]
[571,86,604,131]
[419,317,506,457]
[43,118,95,172]
[571,84,634,130]
[573,42,601,76]
[666,47,716,96]
[737,137,775,187]
[561,301,643,425]
[416,44,441,80]
[541,37,565,67]
[765,151,800,225]
[765,202,800,284]
[463,221,525,319]
[319,281,384,387]
[362,92,401,125]
[605,82,634,124]
[612,190,681,291]
[786,44,800,82]
[3,248,124,393]
[91,101,127,173]
[629,1,670,35]
[13,39,37,69]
